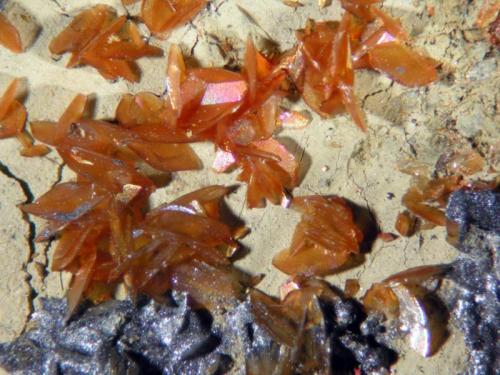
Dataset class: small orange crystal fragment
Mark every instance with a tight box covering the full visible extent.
[273,195,363,275]
[363,282,399,318]
[0,13,23,53]
[0,79,49,156]
[395,210,416,237]
[344,278,360,297]
[368,42,438,87]
[0,79,25,138]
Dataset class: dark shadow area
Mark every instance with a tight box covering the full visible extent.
[125,350,163,375]
[347,199,380,255]
[219,185,252,262]
[419,288,450,356]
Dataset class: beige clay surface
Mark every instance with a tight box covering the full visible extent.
[0,0,498,374]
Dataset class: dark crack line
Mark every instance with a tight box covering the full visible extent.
[237,5,273,40]
[49,0,69,17]
[0,161,38,333]
[39,162,65,287]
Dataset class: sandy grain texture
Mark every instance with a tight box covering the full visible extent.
[0,0,498,373]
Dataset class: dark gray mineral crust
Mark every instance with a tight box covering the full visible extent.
[0,294,230,375]
[446,189,499,375]
[0,292,395,374]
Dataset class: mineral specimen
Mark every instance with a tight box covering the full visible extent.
[0,79,25,138]
[394,210,416,237]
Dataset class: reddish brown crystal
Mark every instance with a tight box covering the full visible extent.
[24,182,251,314]
[31,94,201,181]
[0,13,22,53]
[141,0,208,38]
[49,5,163,82]
[293,17,367,131]
[273,195,363,276]
[367,42,438,86]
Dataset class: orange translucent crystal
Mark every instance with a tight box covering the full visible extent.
[395,210,416,237]
[288,2,438,130]
[31,94,201,182]
[115,40,299,208]
[0,79,50,156]
[24,181,251,314]
[141,0,208,38]
[247,277,343,373]
[0,79,25,139]
[363,264,449,318]
[49,5,163,82]
[0,13,22,53]
[273,195,363,275]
